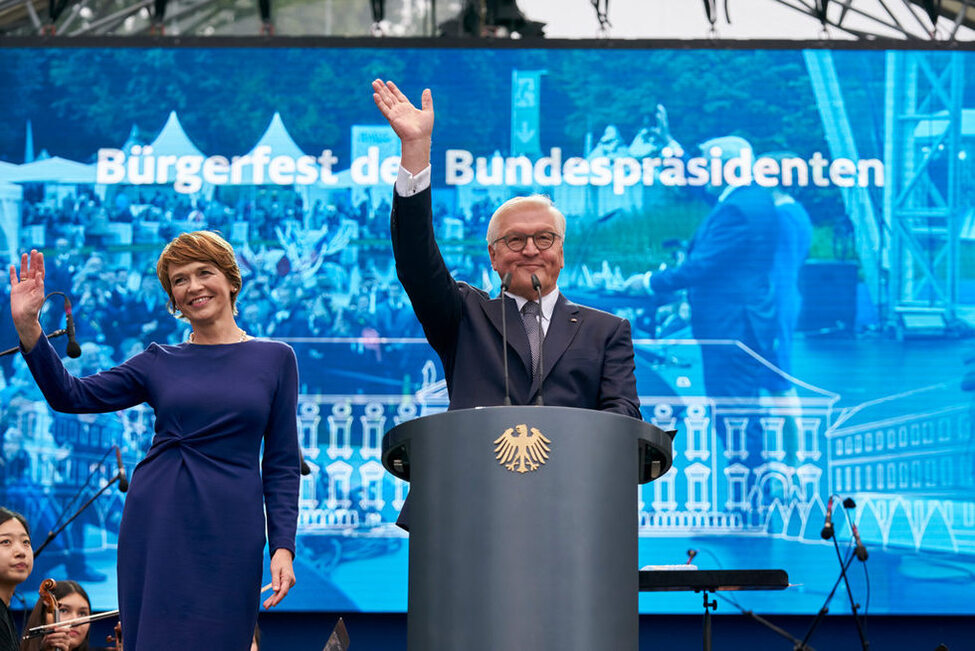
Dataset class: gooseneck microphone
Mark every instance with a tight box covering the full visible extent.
[842,498,868,561]
[115,446,129,493]
[499,272,513,406]
[821,495,835,540]
[63,296,81,358]
[851,522,868,561]
[0,290,82,358]
[530,274,544,406]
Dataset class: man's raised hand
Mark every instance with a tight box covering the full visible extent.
[372,79,434,144]
[372,79,435,174]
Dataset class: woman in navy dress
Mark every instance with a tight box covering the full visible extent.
[9,232,300,651]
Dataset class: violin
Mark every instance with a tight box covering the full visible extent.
[22,580,120,648]
[105,620,123,651]
[37,579,63,651]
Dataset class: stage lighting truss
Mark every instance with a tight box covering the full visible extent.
[761,0,975,40]
[0,1,972,46]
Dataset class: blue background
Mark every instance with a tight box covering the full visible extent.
[0,43,973,618]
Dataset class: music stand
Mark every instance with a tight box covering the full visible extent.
[639,569,790,651]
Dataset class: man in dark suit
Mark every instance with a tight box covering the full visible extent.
[648,136,778,403]
[642,136,778,478]
[372,78,641,420]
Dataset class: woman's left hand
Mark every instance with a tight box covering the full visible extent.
[263,548,296,609]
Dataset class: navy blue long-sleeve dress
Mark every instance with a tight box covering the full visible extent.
[23,335,300,651]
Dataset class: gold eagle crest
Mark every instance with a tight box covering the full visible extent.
[494,424,551,473]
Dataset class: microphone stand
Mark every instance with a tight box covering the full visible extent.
[1,290,81,358]
[499,272,512,405]
[689,548,813,651]
[0,329,67,357]
[34,472,126,560]
[797,533,869,651]
[710,592,811,651]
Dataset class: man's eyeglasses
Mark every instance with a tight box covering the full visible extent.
[491,231,561,252]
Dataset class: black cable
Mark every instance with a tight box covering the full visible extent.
[689,546,806,648]
[841,505,870,637]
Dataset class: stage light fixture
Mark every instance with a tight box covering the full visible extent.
[370,0,384,23]
[259,0,272,35]
[701,0,716,24]
[590,0,610,32]
[814,0,830,27]
[148,0,167,34]
[43,0,73,33]
[699,0,731,31]
[439,0,545,38]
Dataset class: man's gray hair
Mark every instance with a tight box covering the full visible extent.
[485,195,567,246]
[698,135,753,163]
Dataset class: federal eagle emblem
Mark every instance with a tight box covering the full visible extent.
[494,424,551,473]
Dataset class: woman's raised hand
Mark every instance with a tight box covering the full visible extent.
[9,249,46,350]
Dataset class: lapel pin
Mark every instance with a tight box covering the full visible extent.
[570,317,578,323]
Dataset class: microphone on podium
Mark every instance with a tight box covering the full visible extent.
[530,274,544,406]
[499,272,513,405]
[851,522,869,561]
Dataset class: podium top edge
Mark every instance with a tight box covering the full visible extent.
[380,405,674,482]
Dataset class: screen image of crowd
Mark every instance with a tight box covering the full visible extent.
[1,45,974,615]
[5,169,697,609]
[4,161,973,615]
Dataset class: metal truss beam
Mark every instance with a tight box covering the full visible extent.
[883,51,965,328]
[1,0,974,38]
[755,0,973,40]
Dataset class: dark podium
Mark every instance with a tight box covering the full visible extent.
[382,406,674,651]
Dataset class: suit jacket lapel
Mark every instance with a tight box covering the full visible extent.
[481,296,534,378]
[529,294,581,398]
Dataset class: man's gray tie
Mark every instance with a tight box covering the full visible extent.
[521,301,541,377]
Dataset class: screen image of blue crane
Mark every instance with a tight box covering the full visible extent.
[0,44,972,615]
